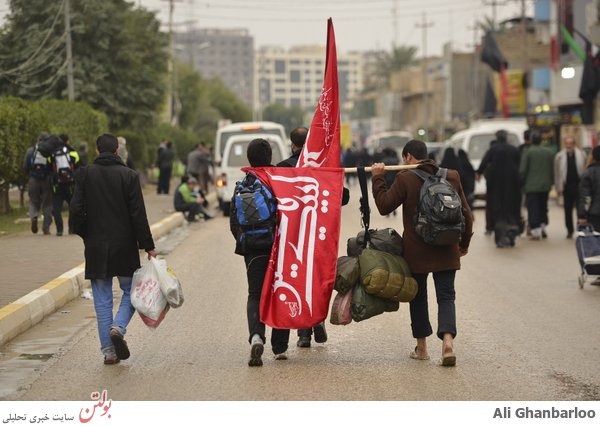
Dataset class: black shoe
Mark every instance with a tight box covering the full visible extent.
[313,322,327,343]
[31,218,38,234]
[297,336,311,348]
[567,232,573,239]
[542,229,548,239]
[110,329,130,360]
[42,228,50,235]
[56,231,63,237]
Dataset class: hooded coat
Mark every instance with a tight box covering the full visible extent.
[70,152,155,279]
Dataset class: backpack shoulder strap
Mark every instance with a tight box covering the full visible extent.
[410,168,430,181]
[436,167,448,179]
[357,166,370,246]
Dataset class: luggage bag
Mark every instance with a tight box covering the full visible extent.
[575,225,600,288]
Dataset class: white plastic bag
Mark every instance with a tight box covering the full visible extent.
[153,257,184,308]
[131,260,168,321]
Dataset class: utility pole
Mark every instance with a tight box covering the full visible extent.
[416,12,433,139]
[467,20,480,117]
[64,0,74,101]
[482,0,507,30]
[392,0,398,47]
[168,0,176,125]
[521,0,529,114]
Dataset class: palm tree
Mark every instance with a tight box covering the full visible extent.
[372,45,418,89]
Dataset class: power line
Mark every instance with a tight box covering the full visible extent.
[0,0,65,77]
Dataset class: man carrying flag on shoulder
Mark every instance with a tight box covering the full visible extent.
[230,18,345,366]
[277,125,350,348]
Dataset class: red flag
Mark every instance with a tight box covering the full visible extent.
[248,166,344,329]
[255,19,344,329]
[298,18,341,168]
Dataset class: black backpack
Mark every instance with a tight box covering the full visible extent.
[51,146,75,184]
[411,167,465,245]
[28,146,50,179]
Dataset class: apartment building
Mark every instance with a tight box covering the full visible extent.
[174,28,255,108]
[255,45,364,114]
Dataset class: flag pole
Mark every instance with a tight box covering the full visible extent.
[343,164,418,174]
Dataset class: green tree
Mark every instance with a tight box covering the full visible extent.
[0,97,49,213]
[175,62,251,149]
[0,0,168,131]
[206,77,252,123]
[262,103,306,134]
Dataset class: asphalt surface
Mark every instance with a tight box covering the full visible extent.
[1,183,599,404]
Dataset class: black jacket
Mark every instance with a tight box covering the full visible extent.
[70,152,154,279]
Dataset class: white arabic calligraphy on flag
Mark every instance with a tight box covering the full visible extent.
[256,18,343,329]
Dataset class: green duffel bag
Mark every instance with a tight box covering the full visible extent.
[350,282,399,322]
[358,248,418,303]
[334,256,360,294]
[347,228,404,257]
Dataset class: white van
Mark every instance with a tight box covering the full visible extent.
[214,121,287,167]
[215,133,288,215]
[439,119,527,202]
[365,131,413,157]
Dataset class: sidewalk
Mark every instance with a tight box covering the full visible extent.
[0,181,216,347]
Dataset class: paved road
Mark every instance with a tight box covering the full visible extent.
[0,186,187,308]
[1,183,599,403]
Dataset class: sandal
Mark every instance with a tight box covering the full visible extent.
[441,351,456,367]
[409,346,430,361]
[103,355,120,365]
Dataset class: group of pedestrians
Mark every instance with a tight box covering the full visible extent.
[475,128,595,248]
[232,133,471,368]
[23,133,136,237]
[23,133,80,236]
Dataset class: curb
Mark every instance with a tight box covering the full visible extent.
[0,190,215,348]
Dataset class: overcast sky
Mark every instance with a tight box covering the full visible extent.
[0,0,532,56]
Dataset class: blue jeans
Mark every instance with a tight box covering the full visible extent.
[91,276,135,356]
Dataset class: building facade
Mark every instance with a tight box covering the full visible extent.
[254,45,364,116]
[174,28,255,109]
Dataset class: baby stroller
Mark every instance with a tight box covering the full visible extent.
[575,224,600,288]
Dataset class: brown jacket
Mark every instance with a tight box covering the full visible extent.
[371,160,473,274]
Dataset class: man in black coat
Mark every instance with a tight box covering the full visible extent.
[70,133,157,365]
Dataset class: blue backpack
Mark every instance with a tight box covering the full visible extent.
[231,173,277,253]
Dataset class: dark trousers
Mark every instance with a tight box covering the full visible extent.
[298,328,312,338]
[178,202,201,221]
[52,184,73,233]
[526,192,549,229]
[157,167,172,194]
[244,252,289,354]
[410,270,457,340]
[28,176,53,231]
[563,186,578,235]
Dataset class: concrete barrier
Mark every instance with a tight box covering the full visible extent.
[0,211,188,348]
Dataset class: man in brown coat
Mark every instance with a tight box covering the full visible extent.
[371,139,473,367]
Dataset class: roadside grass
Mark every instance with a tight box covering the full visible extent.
[0,205,31,237]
